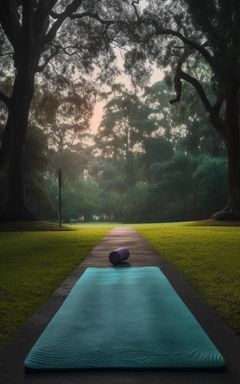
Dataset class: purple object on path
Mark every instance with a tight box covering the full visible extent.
[109,248,130,265]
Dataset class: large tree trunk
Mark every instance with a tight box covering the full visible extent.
[213,81,240,220]
[0,66,35,221]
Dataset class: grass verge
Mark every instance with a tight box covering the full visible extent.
[133,222,240,334]
[0,223,114,346]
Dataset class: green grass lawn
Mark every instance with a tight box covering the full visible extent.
[133,222,240,335]
[0,223,115,346]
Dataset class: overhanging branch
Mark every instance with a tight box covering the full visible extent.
[36,47,60,72]
[0,91,10,109]
[179,70,212,112]
[70,11,115,26]
[145,19,215,71]
[169,48,193,104]
[0,51,14,57]
[179,70,225,134]
[169,49,225,135]
[43,0,83,46]
[131,0,141,25]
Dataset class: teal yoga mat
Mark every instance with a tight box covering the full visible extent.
[25,267,225,369]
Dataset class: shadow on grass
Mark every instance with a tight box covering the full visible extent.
[0,220,73,232]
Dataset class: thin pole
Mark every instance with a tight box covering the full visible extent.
[58,168,62,227]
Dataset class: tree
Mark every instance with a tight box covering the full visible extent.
[149,152,197,221]
[144,75,224,157]
[126,0,240,219]
[193,155,227,218]
[35,84,93,185]
[61,175,101,222]
[95,83,159,195]
[142,136,173,180]
[0,0,123,220]
[95,83,156,160]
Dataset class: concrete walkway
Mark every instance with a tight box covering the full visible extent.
[0,227,239,383]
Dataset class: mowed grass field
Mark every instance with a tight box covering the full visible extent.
[0,221,240,347]
[0,223,115,346]
[133,222,240,335]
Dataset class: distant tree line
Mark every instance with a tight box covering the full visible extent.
[0,75,227,223]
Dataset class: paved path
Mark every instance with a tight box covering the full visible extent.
[0,227,239,383]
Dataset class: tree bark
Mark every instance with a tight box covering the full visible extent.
[212,81,240,220]
[0,66,35,221]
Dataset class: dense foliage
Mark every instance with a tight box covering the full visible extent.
[124,0,240,219]
[1,77,226,223]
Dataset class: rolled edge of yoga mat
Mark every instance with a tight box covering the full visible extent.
[109,247,130,265]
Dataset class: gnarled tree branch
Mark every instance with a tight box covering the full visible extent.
[43,0,83,46]
[145,19,216,71]
[169,48,193,104]
[169,49,225,135]
[178,70,212,111]
[70,11,113,25]
[0,90,10,109]
[179,70,225,134]
[36,47,60,72]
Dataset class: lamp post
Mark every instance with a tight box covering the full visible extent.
[58,168,63,227]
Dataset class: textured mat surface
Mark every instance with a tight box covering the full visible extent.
[25,267,225,369]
